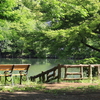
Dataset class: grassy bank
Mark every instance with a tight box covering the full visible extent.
[0,76,100,94]
[0,79,100,95]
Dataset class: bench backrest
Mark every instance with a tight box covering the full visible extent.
[0,64,30,71]
[0,64,13,71]
[13,64,30,71]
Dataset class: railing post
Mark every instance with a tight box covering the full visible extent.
[97,65,100,79]
[39,76,41,82]
[80,66,83,79]
[42,71,45,83]
[58,64,61,83]
[89,65,93,82]
[64,67,67,78]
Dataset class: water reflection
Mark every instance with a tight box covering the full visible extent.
[0,58,77,77]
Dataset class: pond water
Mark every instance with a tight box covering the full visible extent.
[0,58,78,77]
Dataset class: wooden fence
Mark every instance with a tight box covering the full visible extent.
[30,64,100,83]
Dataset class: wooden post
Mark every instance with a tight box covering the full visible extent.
[42,71,45,83]
[89,65,92,82]
[64,67,67,78]
[97,65,100,79]
[57,64,61,83]
[39,76,41,82]
[53,70,56,77]
[80,66,83,79]
[47,73,48,81]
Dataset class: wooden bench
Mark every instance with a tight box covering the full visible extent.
[0,64,30,85]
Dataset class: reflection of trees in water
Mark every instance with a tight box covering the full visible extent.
[0,58,49,65]
[0,58,80,77]
[47,59,77,65]
[0,58,77,65]
[0,58,22,64]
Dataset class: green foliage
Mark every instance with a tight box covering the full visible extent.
[0,0,45,57]
[79,57,100,64]
[0,81,46,92]
[0,0,100,58]
[31,0,100,58]
[1,80,100,93]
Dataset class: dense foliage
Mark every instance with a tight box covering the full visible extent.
[0,0,100,59]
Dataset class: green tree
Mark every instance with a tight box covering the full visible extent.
[0,0,47,58]
[0,0,32,57]
[35,0,100,58]
[0,0,100,58]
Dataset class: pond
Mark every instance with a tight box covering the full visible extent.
[0,58,78,77]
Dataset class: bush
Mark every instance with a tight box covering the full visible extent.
[79,57,100,64]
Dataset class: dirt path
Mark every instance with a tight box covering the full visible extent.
[43,82,99,89]
[0,82,100,100]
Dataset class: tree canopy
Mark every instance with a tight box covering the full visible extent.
[0,0,100,58]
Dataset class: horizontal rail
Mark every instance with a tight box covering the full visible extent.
[63,78,83,80]
[66,72,82,75]
[62,64,100,68]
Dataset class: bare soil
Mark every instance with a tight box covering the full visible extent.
[0,82,100,100]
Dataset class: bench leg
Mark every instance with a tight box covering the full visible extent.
[26,76,29,84]
[20,75,22,85]
[20,75,28,85]
[11,76,14,86]
[0,76,1,81]
[5,76,7,85]
[5,76,14,86]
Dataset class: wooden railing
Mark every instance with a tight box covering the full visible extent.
[62,64,100,80]
[30,64,61,83]
[62,64,89,80]
[30,64,100,83]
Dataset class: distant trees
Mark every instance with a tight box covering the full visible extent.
[0,0,43,58]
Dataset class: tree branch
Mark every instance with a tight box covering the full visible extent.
[81,41,100,52]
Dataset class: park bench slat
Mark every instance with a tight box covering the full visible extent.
[13,64,30,70]
[0,64,13,71]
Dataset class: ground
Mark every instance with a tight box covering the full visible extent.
[0,82,100,100]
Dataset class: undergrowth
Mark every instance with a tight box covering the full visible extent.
[0,77,100,94]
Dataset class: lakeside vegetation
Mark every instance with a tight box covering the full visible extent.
[0,66,100,94]
[0,80,100,94]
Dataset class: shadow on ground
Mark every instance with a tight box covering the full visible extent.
[0,82,100,100]
[0,91,100,100]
